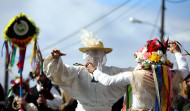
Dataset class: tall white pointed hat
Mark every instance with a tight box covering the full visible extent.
[79,29,112,54]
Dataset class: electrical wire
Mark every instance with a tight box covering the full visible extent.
[95,0,157,34]
[42,0,131,52]
[95,0,143,34]
[42,0,157,56]
[24,0,132,59]
[148,9,161,40]
[61,0,155,52]
[166,0,190,3]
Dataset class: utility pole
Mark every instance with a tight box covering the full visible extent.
[160,0,165,43]
[4,45,9,97]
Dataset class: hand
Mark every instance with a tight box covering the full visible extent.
[40,88,54,100]
[168,41,181,54]
[19,98,27,107]
[51,48,66,59]
[86,62,96,74]
[37,96,46,105]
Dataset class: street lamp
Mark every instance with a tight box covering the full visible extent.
[129,17,160,29]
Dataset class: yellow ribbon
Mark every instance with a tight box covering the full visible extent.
[162,65,169,111]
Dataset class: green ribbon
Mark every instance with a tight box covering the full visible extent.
[126,85,132,111]
[10,46,17,67]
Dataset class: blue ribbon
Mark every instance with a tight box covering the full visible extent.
[19,69,23,98]
[154,65,162,111]
[155,98,159,111]
[1,41,6,57]
[157,65,162,93]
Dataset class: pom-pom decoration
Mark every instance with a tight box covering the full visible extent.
[3,13,39,47]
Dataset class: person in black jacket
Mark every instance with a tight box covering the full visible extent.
[30,70,62,111]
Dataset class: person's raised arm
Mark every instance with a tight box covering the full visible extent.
[43,48,81,92]
[168,41,189,79]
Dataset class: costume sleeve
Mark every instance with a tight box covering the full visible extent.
[175,52,189,79]
[104,66,134,75]
[93,70,132,87]
[43,55,80,93]
[46,86,63,110]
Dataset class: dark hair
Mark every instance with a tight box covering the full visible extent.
[12,83,29,95]
[185,74,190,82]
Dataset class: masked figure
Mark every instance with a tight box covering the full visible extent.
[43,29,134,111]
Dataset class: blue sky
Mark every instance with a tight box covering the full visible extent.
[0,0,190,89]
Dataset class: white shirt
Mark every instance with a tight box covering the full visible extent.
[43,55,134,111]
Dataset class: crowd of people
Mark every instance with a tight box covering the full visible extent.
[0,29,190,111]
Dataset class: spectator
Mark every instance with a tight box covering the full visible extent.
[171,74,190,111]
[59,91,77,111]
[5,77,38,111]
[30,70,62,111]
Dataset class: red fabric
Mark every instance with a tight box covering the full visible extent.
[147,38,161,52]
[17,47,26,70]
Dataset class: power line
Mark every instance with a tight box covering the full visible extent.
[40,0,143,56]
[24,0,131,60]
[95,0,157,34]
[166,0,190,3]
[169,27,190,35]
[95,0,143,33]
[42,0,131,52]
[44,0,156,54]
[61,0,155,50]
[148,9,161,39]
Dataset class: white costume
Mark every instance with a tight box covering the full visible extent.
[43,56,133,111]
[43,29,134,111]
[93,52,189,109]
